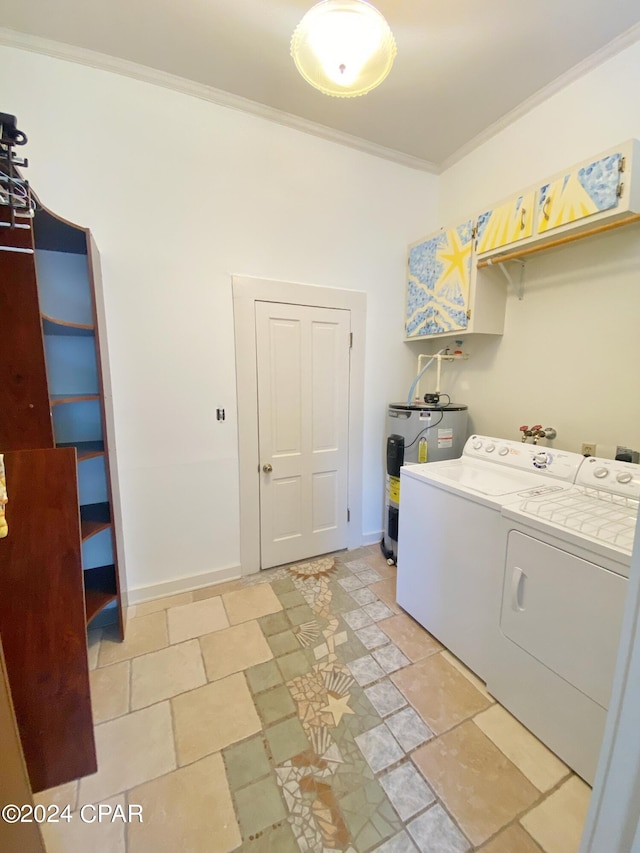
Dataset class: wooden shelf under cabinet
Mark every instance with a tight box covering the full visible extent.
[42,315,94,337]
[84,565,118,624]
[50,392,101,406]
[80,501,111,540]
[57,440,105,461]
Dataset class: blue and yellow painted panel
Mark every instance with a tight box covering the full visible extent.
[406,221,474,337]
[537,153,622,234]
[476,190,535,254]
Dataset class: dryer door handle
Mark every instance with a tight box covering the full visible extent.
[510,566,526,612]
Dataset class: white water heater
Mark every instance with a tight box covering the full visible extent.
[382,402,468,562]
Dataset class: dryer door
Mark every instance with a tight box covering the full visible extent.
[500,530,627,708]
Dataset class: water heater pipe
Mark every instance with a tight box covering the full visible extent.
[411,351,470,402]
[406,348,447,404]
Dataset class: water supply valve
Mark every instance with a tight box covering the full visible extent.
[520,425,556,443]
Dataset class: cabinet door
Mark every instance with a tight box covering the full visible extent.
[0,448,97,792]
[476,190,535,255]
[536,152,622,234]
[406,220,474,338]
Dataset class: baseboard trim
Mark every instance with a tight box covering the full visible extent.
[362,530,384,547]
[128,564,243,605]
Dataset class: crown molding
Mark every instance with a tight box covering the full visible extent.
[0,27,438,174]
[440,22,640,173]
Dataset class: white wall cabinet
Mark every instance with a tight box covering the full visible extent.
[475,189,536,255]
[405,139,640,341]
[405,220,506,340]
[475,139,640,263]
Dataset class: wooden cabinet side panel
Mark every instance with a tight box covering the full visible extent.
[0,252,54,450]
[86,233,127,637]
[0,448,96,792]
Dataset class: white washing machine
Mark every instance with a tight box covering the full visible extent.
[396,435,584,681]
[488,455,639,783]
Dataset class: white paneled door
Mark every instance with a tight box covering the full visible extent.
[256,301,350,569]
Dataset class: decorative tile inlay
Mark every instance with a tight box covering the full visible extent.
[364,601,396,622]
[347,655,386,687]
[373,643,411,674]
[380,762,436,822]
[355,624,391,651]
[386,707,433,752]
[343,608,375,630]
[339,576,367,592]
[350,587,379,606]
[114,552,577,852]
[376,829,419,852]
[345,559,370,573]
[364,680,408,718]
[407,804,470,853]
[355,723,405,774]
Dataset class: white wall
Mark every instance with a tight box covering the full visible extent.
[0,45,439,595]
[436,39,640,455]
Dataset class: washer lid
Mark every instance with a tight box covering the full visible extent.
[403,458,565,502]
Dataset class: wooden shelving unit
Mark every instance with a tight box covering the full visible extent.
[0,128,121,791]
[33,205,126,635]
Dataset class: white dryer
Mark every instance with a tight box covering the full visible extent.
[489,455,639,783]
[396,435,584,681]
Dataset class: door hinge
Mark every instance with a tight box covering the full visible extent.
[466,309,471,320]
[347,508,351,522]
[349,332,353,348]
[619,156,626,173]
[471,224,478,239]
[617,181,624,198]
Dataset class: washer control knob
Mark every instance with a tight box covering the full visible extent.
[617,471,633,484]
[473,440,483,451]
[485,443,495,453]
[499,446,509,456]
[593,467,609,479]
[533,451,548,467]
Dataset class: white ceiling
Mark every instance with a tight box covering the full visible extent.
[2,1,640,170]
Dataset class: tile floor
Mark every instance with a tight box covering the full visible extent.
[35,546,592,852]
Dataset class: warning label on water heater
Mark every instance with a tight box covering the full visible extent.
[437,428,453,448]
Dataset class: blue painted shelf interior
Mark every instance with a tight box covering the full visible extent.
[35,249,92,326]
[33,213,120,629]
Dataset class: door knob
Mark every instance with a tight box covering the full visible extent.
[262,463,273,473]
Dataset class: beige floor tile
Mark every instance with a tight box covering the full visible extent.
[90,660,130,723]
[172,672,261,765]
[128,753,240,853]
[474,705,569,792]
[378,613,443,661]
[363,549,397,576]
[368,578,401,613]
[98,611,168,667]
[87,629,102,671]
[41,794,126,853]
[479,824,544,853]
[440,649,494,702]
[413,720,540,847]
[79,702,176,803]
[130,591,193,619]
[200,619,273,681]
[167,596,229,644]
[391,652,491,734]
[192,578,244,600]
[33,779,78,812]
[131,640,206,710]
[521,776,591,853]
[222,583,283,624]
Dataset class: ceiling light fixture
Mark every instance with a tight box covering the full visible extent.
[291,0,397,98]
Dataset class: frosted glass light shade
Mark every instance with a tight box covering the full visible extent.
[291,0,397,97]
